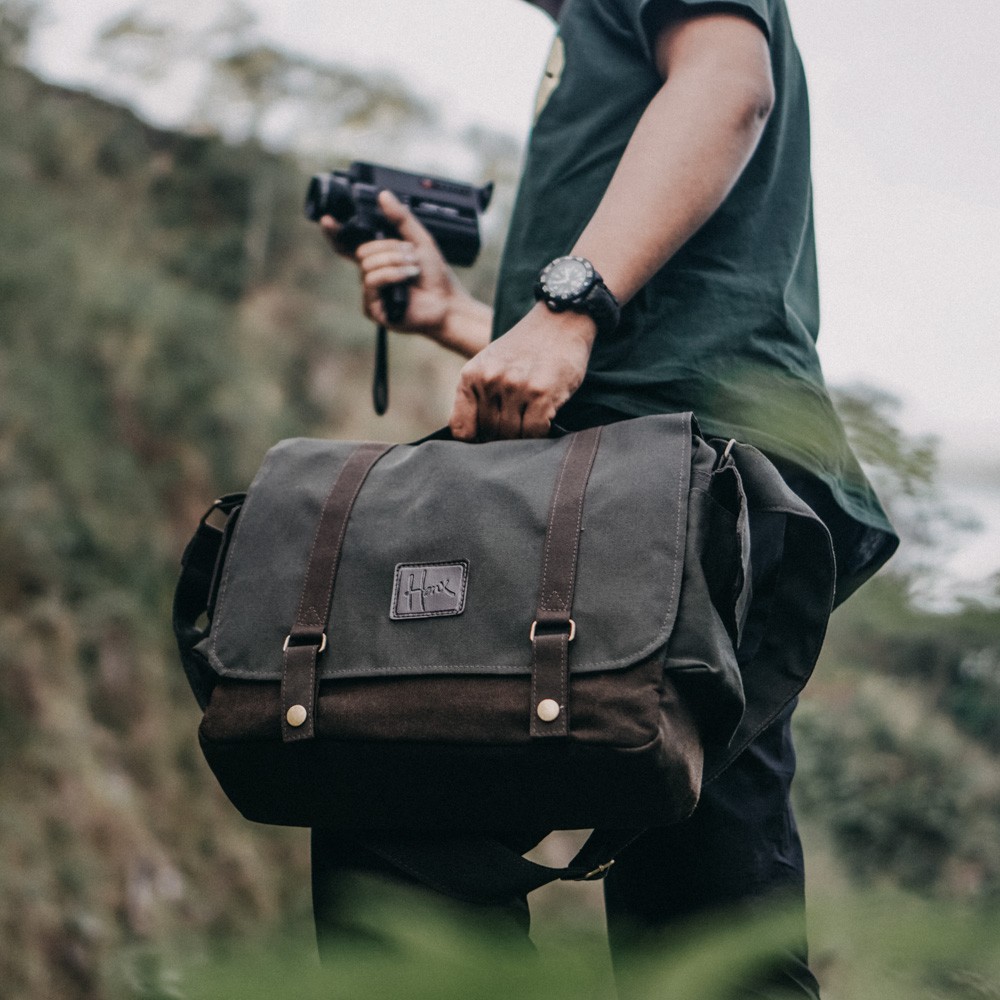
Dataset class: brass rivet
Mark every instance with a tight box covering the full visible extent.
[286,704,308,728]
[536,699,560,723]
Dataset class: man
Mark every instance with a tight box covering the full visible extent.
[318,0,897,994]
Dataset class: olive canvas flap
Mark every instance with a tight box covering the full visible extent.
[200,413,693,682]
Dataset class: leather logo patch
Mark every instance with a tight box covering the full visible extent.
[391,561,468,620]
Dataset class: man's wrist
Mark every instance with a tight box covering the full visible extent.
[528,300,598,348]
[437,289,493,359]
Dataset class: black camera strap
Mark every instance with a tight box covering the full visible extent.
[372,238,411,416]
[374,324,389,416]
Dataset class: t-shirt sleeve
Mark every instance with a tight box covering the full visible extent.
[630,0,772,65]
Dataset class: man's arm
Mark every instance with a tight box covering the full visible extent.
[572,11,774,301]
[450,11,774,440]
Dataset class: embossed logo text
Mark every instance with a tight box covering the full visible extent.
[391,561,468,620]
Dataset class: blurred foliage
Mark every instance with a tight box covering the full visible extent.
[91,2,437,162]
[0,41,494,1000]
[820,574,1000,752]
[0,7,997,999]
[180,880,1000,1000]
[93,2,438,288]
[832,385,981,580]
[795,388,1000,899]
[795,678,1000,898]
[0,0,37,64]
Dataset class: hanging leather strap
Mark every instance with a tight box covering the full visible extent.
[357,826,641,906]
[281,442,394,742]
[529,426,603,738]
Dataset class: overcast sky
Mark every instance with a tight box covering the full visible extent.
[26,0,1000,586]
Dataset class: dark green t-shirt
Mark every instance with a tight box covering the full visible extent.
[493,0,897,598]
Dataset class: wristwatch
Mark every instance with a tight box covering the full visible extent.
[533,256,621,337]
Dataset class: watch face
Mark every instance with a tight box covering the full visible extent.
[541,256,594,301]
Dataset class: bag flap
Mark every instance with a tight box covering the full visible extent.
[200,413,694,682]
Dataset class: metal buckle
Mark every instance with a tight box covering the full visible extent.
[199,493,244,529]
[283,633,327,653]
[582,859,615,880]
[529,619,576,643]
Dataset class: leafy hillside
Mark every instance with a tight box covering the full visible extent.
[1,35,998,1000]
[0,54,502,999]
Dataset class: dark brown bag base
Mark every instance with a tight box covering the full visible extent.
[198,660,703,831]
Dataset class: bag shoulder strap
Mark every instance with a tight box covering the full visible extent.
[173,493,245,710]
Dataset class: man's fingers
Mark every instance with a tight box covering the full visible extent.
[475,393,504,441]
[356,240,416,263]
[362,292,388,326]
[378,190,436,249]
[359,245,421,293]
[320,215,354,258]
[449,381,480,442]
[521,397,556,438]
[456,364,504,441]
[451,359,562,441]
[363,263,421,292]
[491,387,527,440]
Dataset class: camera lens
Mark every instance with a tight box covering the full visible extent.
[304,173,355,223]
[304,175,330,221]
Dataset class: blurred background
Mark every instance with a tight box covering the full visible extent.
[0,1,998,997]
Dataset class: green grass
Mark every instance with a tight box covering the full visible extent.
[173,879,1000,1000]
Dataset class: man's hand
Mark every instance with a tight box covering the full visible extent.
[449,303,596,440]
[321,190,453,335]
[321,191,492,358]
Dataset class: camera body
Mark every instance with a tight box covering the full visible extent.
[304,161,493,267]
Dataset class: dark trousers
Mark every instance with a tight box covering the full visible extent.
[312,415,854,998]
[602,700,820,998]
[311,704,819,998]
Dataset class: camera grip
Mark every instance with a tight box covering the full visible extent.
[380,282,409,325]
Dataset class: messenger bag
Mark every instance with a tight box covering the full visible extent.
[173,413,835,898]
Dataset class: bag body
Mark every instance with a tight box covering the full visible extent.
[174,413,833,836]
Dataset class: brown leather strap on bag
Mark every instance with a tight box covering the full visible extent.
[529,425,603,738]
[281,442,394,742]
[280,427,600,743]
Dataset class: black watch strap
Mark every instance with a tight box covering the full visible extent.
[580,280,620,338]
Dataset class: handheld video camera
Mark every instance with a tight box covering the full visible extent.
[305,162,493,415]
